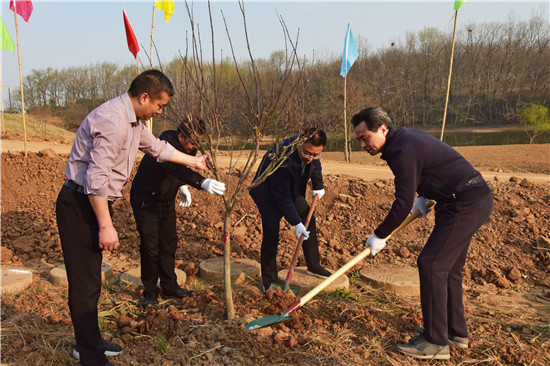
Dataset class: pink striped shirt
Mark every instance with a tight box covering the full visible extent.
[65,92,175,200]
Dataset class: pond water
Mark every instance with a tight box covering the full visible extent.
[325,129,550,151]
[215,129,549,151]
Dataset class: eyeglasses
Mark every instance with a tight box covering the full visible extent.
[300,146,322,160]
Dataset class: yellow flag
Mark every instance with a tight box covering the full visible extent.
[155,0,175,23]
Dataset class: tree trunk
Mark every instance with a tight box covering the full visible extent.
[223,211,235,319]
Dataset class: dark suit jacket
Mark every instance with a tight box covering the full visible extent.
[376,127,488,238]
[130,130,205,203]
[250,136,323,225]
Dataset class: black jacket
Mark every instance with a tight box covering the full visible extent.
[375,127,488,238]
[250,136,323,225]
[130,130,205,202]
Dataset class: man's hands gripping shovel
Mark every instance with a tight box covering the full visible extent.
[268,194,320,296]
[245,199,435,331]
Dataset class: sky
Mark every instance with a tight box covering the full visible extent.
[1,1,548,102]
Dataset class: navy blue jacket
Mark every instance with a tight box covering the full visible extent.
[130,130,205,202]
[375,127,488,238]
[250,136,324,225]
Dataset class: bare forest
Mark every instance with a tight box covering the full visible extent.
[11,11,550,134]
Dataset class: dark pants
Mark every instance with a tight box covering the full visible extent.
[418,192,493,346]
[258,195,321,289]
[56,185,109,366]
[130,196,180,297]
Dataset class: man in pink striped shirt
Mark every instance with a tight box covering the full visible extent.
[56,70,210,366]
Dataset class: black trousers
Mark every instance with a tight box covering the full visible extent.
[56,185,109,366]
[418,192,493,346]
[130,196,180,297]
[259,195,321,289]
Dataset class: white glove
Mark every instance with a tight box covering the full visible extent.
[366,234,387,256]
[178,185,192,207]
[312,188,325,200]
[412,196,431,217]
[201,178,225,195]
[295,223,310,241]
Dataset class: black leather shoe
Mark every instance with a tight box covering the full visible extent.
[306,264,332,279]
[139,294,158,308]
[162,288,196,299]
[72,339,122,360]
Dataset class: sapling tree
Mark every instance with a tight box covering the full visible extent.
[166,0,312,319]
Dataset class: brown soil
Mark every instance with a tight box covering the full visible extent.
[1,137,550,365]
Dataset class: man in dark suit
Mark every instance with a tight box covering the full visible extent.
[130,118,225,307]
[250,128,331,292]
[352,106,493,360]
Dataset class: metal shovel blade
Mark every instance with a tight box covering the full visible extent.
[244,312,293,331]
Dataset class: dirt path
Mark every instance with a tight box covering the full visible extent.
[3,139,548,183]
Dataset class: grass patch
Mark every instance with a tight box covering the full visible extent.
[331,288,359,302]
[2,113,75,139]
[156,333,170,354]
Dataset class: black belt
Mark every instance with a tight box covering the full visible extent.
[440,184,491,204]
[64,180,85,194]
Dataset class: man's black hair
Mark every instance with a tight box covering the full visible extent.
[128,69,174,100]
[177,117,206,139]
[300,127,327,147]
[351,107,393,132]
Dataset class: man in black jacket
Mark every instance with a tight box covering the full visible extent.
[130,119,225,307]
[352,107,493,360]
[250,128,331,292]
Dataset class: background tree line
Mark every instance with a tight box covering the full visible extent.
[7,12,549,135]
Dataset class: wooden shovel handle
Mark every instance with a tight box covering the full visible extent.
[284,194,320,285]
[298,200,435,307]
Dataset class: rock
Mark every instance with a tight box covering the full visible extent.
[184,262,198,277]
[507,268,522,282]
[509,176,521,183]
[329,239,341,250]
[10,236,34,254]
[519,178,531,188]
[518,207,531,217]
[39,148,57,158]
[398,246,411,258]
[1,246,14,262]
[117,314,132,328]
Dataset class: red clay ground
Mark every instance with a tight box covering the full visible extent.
[1,135,549,365]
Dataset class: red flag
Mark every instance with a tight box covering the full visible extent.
[123,9,139,59]
[9,1,33,22]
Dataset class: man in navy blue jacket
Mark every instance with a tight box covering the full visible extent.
[250,128,331,291]
[352,107,493,360]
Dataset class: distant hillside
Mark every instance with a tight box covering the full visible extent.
[1,113,75,140]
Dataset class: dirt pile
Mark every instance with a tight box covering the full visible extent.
[1,149,550,365]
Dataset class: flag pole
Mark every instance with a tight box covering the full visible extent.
[150,5,155,69]
[13,2,27,157]
[343,23,351,163]
[148,4,156,132]
[440,9,459,141]
[343,72,349,162]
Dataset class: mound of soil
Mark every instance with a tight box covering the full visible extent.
[1,148,549,365]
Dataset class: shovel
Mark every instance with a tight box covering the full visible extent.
[269,194,320,296]
[245,200,434,331]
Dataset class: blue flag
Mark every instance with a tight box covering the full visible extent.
[340,23,359,77]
